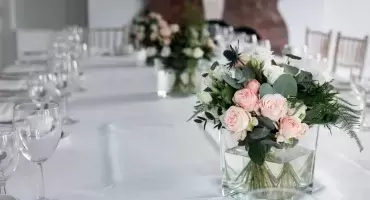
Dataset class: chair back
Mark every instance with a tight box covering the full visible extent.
[332,32,368,77]
[305,28,332,59]
[86,27,128,56]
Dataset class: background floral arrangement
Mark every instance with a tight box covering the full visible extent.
[190,45,363,165]
[130,11,179,65]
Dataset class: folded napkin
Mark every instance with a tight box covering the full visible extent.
[0,79,27,91]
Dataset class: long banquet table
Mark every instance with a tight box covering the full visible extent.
[4,59,370,200]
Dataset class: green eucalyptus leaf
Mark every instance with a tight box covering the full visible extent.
[237,77,248,84]
[296,70,313,83]
[234,68,244,80]
[273,74,297,97]
[194,119,202,123]
[197,116,206,121]
[271,60,277,65]
[204,87,212,92]
[202,73,208,77]
[257,116,276,130]
[217,107,223,116]
[205,112,215,120]
[221,85,235,104]
[280,63,300,76]
[259,83,275,98]
[222,75,242,89]
[248,142,266,165]
[210,61,219,70]
[286,54,302,60]
[250,127,271,139]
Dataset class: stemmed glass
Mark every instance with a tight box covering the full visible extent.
[0,125,19,196]
[51,57,80,126]
[13,102,62,200]
[350,67,370,131]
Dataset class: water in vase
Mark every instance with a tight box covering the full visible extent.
[222,145,315,198]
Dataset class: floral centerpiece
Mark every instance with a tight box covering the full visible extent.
[189,45,363,198]
[130,11,179,66]
[158,25,215,94]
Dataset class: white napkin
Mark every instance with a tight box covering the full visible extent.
[0,79,27,91]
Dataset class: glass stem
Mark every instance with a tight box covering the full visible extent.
[0,180,7,194]
[37,163,45,200]
[362,93,368,127]
[62,95,69,119]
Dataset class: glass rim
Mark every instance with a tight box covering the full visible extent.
[14,102,59,112]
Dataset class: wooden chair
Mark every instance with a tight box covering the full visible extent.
[332,33,368,77]
[305,28,332,59]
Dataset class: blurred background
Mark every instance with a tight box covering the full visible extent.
[0,0,369,69]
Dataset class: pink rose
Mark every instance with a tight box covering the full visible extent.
[258,94,288,121]
[233,88,258,112]
[158,20,168,28]
[159,27,171,38]
[149,12,161,19]
[277,116,309,142]
[244,79,260,94]
[163,38,171,45]
[224,106,252,133]
[170,24,180,33]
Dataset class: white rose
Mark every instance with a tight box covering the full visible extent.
[170,24,180,33]
[263,64,285,84]
[193,47,204,59]
[252,46,274,63]
[150,24,158,31]
[146,47,157,57]
[288,102,307,120]
[196,91,212,104]
[310,69,333,85]
[235,131,247,141]
[212,65,223,81]
[160,46,171,57]
[238,53,251,65]
[183,48,193,56]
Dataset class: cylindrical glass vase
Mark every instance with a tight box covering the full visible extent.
[155,59,204,97]
[220,126,320,199]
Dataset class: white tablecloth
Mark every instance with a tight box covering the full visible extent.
[4,63,370,200]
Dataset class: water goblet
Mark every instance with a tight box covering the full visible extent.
[13,102,62,200]
[350,67,370,131]
[0,126,19,196]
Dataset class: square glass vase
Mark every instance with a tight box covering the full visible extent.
[220,126,320,199]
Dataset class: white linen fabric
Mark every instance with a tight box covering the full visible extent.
[3,64,370,200]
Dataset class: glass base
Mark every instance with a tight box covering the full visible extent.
[63,117,79,125]
[222,146,316,198]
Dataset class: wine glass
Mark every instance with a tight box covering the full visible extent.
[27,73,61,105]
[350,67,370,131]
[0,125,19,196]
[13,102,62,200]
[245,188,317,200]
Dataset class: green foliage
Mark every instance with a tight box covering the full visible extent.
[222,75,242,89]
[250,127,271,139]
[273,74,298,97]
[259,83,275,98]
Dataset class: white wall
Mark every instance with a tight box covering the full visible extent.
[88,0,144,28]
[0,0,17,68]
[278,0,326,49]
[14,0,87,29]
